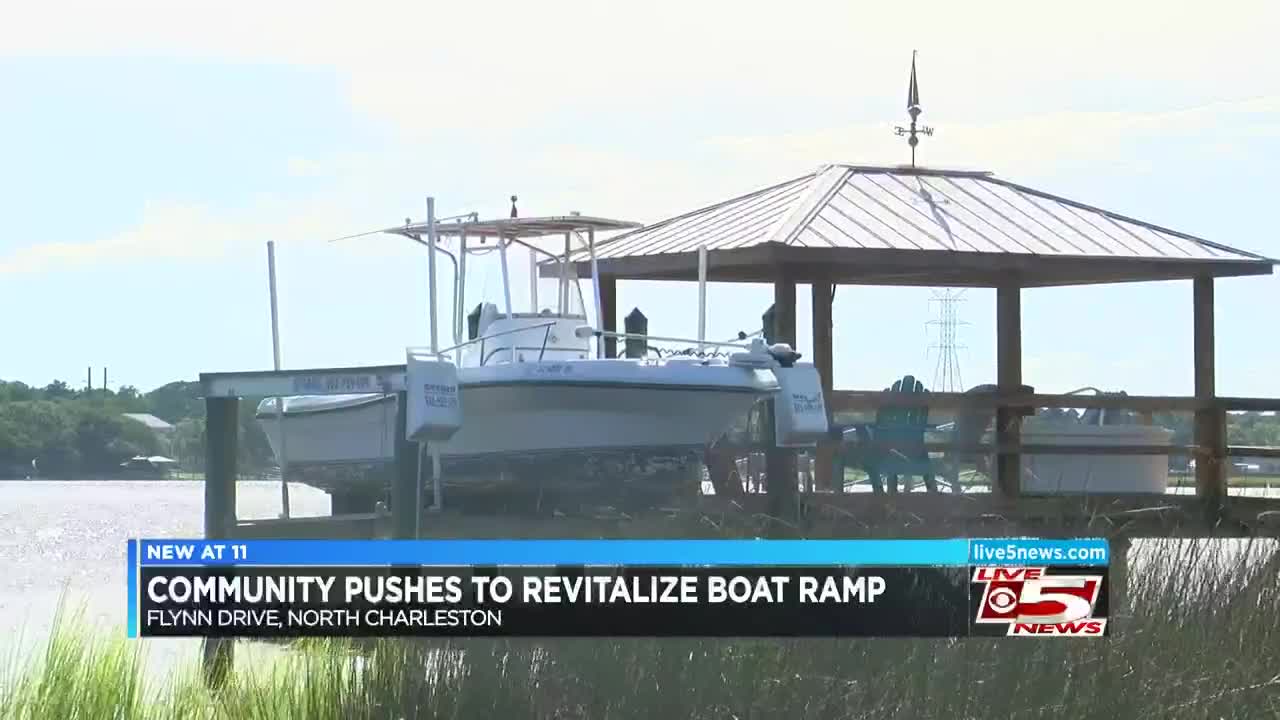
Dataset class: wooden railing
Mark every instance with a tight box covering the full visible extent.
[829,391,1280,414]
[822,391,1280,499]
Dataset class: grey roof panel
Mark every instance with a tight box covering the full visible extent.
[575,164,1270,266]
[925,176,1056,254]
[592,175,810,258]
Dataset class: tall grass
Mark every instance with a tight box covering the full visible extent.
[1,607,149,720]
[4,540,1278,720]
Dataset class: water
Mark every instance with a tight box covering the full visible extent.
[1,479,1275,681]
[0,480,331,679]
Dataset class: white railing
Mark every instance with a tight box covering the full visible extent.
[410,321,560,366]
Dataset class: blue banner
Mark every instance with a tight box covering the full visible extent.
[134,538,1108,568]
[138,539,972,567]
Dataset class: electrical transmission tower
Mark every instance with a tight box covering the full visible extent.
[925,289,968,392]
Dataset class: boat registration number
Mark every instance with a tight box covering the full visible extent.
[524,363,573,377]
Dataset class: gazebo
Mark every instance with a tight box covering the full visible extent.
[559,163,1279,525]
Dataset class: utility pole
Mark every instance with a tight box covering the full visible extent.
[926,289,968,392]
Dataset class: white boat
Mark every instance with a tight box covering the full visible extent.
[255,208,785,507]
[1021,394,1174,494]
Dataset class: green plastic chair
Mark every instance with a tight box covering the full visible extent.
[850,375,939,493]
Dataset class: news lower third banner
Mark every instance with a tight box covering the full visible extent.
[127,539,1111,639]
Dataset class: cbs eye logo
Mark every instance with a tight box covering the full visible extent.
[985,586,1020,614]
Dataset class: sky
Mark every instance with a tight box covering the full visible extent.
[1,0,1278,398]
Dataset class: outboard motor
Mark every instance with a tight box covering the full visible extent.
[768,344,827,447]
[727,339,777,369]
[767,343,802,368]
[729,339,828,447]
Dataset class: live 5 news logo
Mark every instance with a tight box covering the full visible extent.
[972,566,1108,637]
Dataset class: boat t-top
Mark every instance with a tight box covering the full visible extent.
[256,198,811,510]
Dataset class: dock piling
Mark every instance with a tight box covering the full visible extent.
[600,275,618,358]
[624,308,647,359]
[764,286,799,526]
[995,284,1023,498]
[202,396,238,689]
[393,392,421,539]
[1193,277,1227,524]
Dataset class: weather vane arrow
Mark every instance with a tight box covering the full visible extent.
[893,50,934,167]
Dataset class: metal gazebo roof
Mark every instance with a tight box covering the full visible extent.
[558,164,1276,287]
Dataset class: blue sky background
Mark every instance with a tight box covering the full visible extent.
[1,1,1276,398]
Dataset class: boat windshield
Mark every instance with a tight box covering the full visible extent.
[457,234,588,320]
[453,233,594,366]
[408,214,636,359]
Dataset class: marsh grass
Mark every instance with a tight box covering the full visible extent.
[1,607,148,719]
[3,540,1278,720]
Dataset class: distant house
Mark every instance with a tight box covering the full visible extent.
[121,413,175,453]
[1188,457,1280,475]
[1237,457,1280,475]
[118,454,178,478]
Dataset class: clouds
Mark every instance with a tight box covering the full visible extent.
[5,1,1278,138]
[4,91,1275,275]
[0,194,406,275]
[5,2,1277,201]
[0,203,224,274]
[2,0,1279,397]
[708,96,1280,180]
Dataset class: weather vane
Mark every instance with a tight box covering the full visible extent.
[893,50,934,167]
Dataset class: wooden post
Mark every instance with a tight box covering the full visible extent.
[995,284,1023,498]
[624,308,648,359]
[202,396,238,689]
[392,392,420,539]
[1109,535,1132,627]
[599,274,618,359]
[766,279,798,521]
[1193,277,1226,520]
[811,283,836,492]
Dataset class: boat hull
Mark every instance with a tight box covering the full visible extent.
[258,374,768,497]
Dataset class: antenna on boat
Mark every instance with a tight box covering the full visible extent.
[422,197,443,523]
[426,197,439,354]
[697,246,708,351]
[266,241,291,520]
[893,50,934,167]
[456,223,467,363]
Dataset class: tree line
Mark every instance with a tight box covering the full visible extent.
[0,379,274,478]
[2,376,1277,479]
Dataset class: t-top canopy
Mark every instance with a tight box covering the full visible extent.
[389,215,641,240]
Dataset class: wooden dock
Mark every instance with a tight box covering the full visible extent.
[194,362,1280,689]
